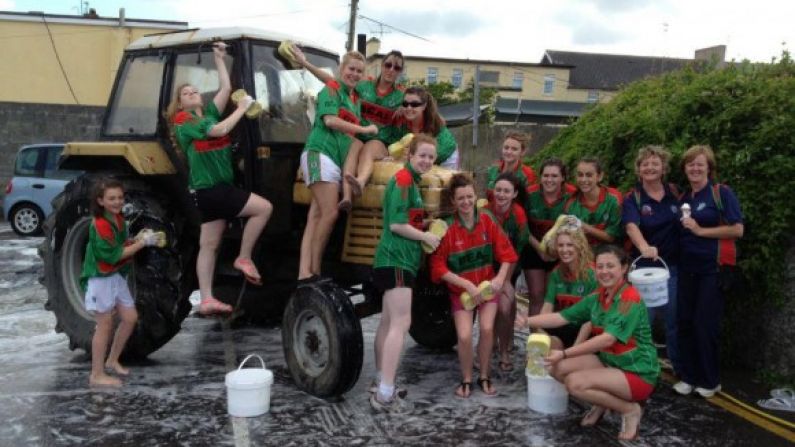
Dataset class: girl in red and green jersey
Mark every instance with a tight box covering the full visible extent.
[80,178,157,388]
[540,226,597,349]
[298,51,378,282]
[369,134,441,412]
[485,172,529,371]
[293,47,406,204]
[167,42,273,315]
[564,157,623,247]
[522,245,658,441]
[523,158,578,316]
[430,174,518,398]
[394,87,460,169]
[484,131,537,204]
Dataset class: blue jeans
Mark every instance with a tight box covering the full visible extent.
[646,266,681,375]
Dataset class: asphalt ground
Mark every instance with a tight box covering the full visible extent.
[0,223,793,446]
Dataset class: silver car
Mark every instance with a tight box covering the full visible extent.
[4,144,81,236]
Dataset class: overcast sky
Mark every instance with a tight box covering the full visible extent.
[4,0,793,65]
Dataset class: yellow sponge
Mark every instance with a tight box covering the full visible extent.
[387,133,414,159]
[230,89,262,119]
[422,219,448,254]
[460,280,495,311]
[526,333,551,376]
[278,40,301,68]
[539,214,568,257]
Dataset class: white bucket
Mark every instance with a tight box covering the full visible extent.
[628,256,670,308]
[225,354,274,417]
[526,371,568,415]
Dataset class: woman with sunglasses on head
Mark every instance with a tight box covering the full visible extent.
[293,47,408,207]
[394,86,460,169]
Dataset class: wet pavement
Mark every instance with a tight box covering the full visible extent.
[0,223,792,446]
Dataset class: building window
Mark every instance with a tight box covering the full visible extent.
[427,67,438,84]
[543,74,555,95]
[452,68,463,88]
[513,72,523,89]
[479,70,500,84]
[587,90,599,103]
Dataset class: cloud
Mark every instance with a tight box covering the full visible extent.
[570,20,627,45]
[0,0,15,10]
[588,0,659,13]
[358,10,484,39]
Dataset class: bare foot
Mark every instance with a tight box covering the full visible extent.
[89,373,122,388]
[618,404,643,440]
[344,174,363,196]
[338,197,352,212]
[105,361,130,376]
[580,405,607,427]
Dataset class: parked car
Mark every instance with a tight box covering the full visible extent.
[4,144,81,236]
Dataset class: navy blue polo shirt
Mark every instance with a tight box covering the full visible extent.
[679,181,743,274]
[622,183,680,268]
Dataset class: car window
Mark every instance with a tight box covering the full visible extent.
[15,147,42,176]
[44,146,82,180]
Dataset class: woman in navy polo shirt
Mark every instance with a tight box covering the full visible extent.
[622,145,682,375]
[674,145,743,398]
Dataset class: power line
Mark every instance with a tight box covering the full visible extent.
[41,14,79,104]
[357,14,431,42]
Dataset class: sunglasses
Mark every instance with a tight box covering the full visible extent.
[402,101,425,108]
[383,62,403,72]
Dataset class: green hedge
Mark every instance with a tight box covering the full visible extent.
[529,54,795,327]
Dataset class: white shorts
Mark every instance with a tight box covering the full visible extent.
[85,273,135,314]
[300,151,341,186]
[439,149,460,170]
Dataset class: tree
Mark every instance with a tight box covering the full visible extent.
[409,80,457,105]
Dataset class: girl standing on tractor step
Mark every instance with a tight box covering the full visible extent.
[519,244,659,441]
[297,51,378,281]
[293,46,408,205]
[430,174,518,398]
[167,41,273,315]
[369,134,441,413]
[81,178,160,387]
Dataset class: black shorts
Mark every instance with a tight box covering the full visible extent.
[547,323,583,348]
[193,183,251,223]
[520,246,557,271]
[372,267,416,291]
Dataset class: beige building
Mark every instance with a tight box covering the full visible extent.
[0,10,187,106]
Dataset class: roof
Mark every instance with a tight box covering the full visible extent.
[0,10,187,29]
[541,50,697,90]
[438,102,490,127]
[126,27,337,55]
[495,98,588,117]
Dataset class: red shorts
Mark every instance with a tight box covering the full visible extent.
[623,371,655,401]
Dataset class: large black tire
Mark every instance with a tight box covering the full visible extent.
[40,173,196,357]
[282,279,363,397]
[409,269,457,350]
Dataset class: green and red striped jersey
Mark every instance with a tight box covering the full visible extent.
[486,201,530,256]
[174,101,234,190]
[525,183,577,240]
[544,264,598,310]
[564,186,623,245]
[373,163,425,274]
[304,79,362,168]
[485,160,537,203]
[355,78,405,145]
[80,212,131,289]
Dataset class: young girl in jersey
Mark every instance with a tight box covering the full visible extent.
[484,131,537,204]
[485,172,529,371]
[166,41,273,315]
[430,174,518,397]
[520,245,659,441]
[369,134,441,413]
[539,225,597,349]
[564,157,623,247]
[297,51,378,281]
[81,178,159,387]
[293,47,406,205]
[524,158,577,316]
[394,87,460,169]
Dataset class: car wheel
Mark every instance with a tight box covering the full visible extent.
[10,203,44,236]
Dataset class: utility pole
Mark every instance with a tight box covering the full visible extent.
[472,64,480,147]
[346,0,359,52]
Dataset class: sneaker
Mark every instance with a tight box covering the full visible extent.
[673,381,694,395]
[368,379,408,398]
[369,392,413,414]
[695,385,722,398]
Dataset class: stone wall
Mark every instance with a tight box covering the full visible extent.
[0,102,104,198]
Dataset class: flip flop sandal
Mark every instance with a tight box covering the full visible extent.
[477,377,497,396]
[770,387,795,401]
[455,381,472,399]
[233,258,262,285]
[757,397,795,412]
[198,297,233,315]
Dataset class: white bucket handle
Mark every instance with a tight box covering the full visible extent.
[238,354,266,371]
[630,255,669,273]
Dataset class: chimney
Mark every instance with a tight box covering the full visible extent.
[357,34,367,55]
[694,45,726,67]
[119,8,126,27]
[366,37,381,58]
